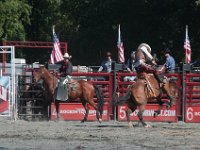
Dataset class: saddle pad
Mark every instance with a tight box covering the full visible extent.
[55,78,69,101]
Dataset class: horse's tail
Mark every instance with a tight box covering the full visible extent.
[94,85,104,116]
[116,90,131,105]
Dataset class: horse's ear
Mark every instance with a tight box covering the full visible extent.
[44,62,49,69]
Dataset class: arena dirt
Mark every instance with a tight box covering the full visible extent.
[0,117,199,150]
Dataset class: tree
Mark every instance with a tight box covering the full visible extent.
[0,0,31,41]
[2,0,200,65]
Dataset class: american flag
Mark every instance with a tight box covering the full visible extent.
[184,25,191,64]
[117,24,125,63]
[50,26,63,64]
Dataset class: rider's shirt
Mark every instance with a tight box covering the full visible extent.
[59,61,73,77]
[127,58,135,71]
[98,59,113,72]
[164,55,175,73]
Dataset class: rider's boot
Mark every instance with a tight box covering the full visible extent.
[154,72,167,84]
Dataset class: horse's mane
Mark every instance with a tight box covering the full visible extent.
[43,67,56,80]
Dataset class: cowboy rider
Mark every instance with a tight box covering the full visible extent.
[56,52,73,101]
[134,43,174,106]
[59,52,73,79]
[134,43,157,78]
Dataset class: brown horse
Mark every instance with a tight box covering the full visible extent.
[33,65,104,123]
[117,73,179,128]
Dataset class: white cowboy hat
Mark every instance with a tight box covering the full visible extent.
[63,52,72,59]
[138,43,151,53]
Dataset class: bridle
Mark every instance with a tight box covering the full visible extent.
[33,69,44,84]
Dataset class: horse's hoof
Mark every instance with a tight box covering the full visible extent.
[166,105,171,109]
[56,118,61,122]
[144,124,151,128]
[98,118,102,123]
[81,119,86,123]
[153,112,158,118]
[166,102,172,109]
[128,122,134,128]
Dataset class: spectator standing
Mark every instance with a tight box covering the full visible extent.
[162,49,175,73]
[124,51,136,81]
[126,51,136,72]
[98,52,114,73]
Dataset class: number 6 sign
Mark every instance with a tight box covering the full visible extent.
[186,107,194,121]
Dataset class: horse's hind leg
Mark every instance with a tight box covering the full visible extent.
[86,99,102,123]
[138,105,151,128]
[81,100,89,123]
[162,84,174,108]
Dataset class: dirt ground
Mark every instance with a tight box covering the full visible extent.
[0,117,200,150]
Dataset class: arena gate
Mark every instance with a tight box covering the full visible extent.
[116,72,182,122]
[17,64,48,121]
[184,73,200,122]
[2,40,67,121]
[0,46,16,119]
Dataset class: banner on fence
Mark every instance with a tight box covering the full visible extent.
[0,76,9,115]
[118,105,177,122]
[51,103,110,121]
[185,106,200,123]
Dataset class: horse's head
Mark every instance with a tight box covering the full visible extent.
[33,65,45,83]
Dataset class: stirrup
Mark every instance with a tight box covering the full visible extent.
[163,78,167,84]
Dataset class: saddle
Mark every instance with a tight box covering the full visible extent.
[66,80,78,92]
[56,78,78,101]
[138,73,165,100]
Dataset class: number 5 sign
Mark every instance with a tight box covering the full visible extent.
[119,106,126,119]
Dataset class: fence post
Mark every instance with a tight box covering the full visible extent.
[182,63,191,122]
[112,62,117,121]
[182,65,185,122]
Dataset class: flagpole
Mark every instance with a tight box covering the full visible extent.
[52,25,55,34]
[117,24,125,63]
[118,24,120,46]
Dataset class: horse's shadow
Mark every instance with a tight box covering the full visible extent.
[74,123,126,128]
[74,122,157,128]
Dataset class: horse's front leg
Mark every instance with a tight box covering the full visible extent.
[126,108,133,128]
[154,98,164,118]
[81,100,89,123]
[126,100,137,128]
[138,105,151,128]
[55,100,62,121]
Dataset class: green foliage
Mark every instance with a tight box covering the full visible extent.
[0,0,31,40]
[196,0,200,5]
[1,0,200,65]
